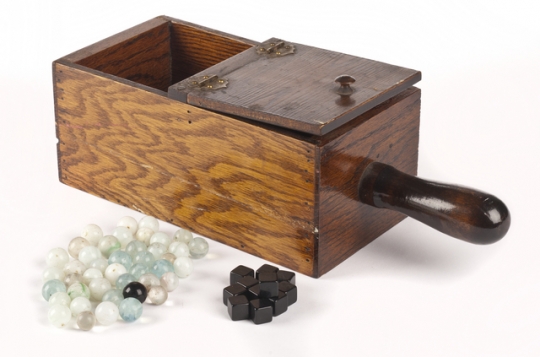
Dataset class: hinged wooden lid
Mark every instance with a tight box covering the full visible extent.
[168,38,421,135]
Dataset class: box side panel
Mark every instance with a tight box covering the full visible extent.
[54,63,316,276]
[318,88,421,277]
[74,22,171,92]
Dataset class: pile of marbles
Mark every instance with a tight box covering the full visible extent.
[42,215,209,330]
[223,264,297,324]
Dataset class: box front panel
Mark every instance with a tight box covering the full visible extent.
[54,63,317,276]
[318,88,421,276]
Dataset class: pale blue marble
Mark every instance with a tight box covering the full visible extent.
[133,251,155,269]
[116,273,136,291]
[42,279,66,301]
[119,297,143,322]
[102,288,124,306]
[125,241,147,259]
[151,259,174,278]
[108,250,133,270]
[129,263,149,279]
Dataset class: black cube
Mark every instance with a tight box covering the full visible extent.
[230,265,255,285]
[279,281,297,306]
[277,270,296,285]
[249,299,273,325]
[223,284,246,306]
[227,295,250,321]
[258,272,279,298]
[256,264,279,279]
[236,276,259,289]
[268,291,288,316]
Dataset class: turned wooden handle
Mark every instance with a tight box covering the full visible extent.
[358,162,510,244]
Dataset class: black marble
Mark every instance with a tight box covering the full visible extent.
[122,282,148,303]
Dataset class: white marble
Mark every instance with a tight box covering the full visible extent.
[48,304,72,328]
[81,224,103,246]
[78,246,102,267]
[95,301,119,325]
[160,271,179,292]
[138,216,159,232]
[42,266,65,282]
[148,285,168,305]
[98,235,121,258]
[173,256,194,278]
[149,231,172,247]
[48,292,71,307]
[70,296,91,316]
[104,263,127,285]
[173,228,193,244]
[46,248,69,269]
[188,237,209,259]
[169,241,189,258]
[135,227,154,246]
[67,237,91,259]
[82,268,103,285]
[117,216,138,234]
[112,226,134,248]
[89,277,112,301]
[138,273,160,291]
[63,260,87,275]
[148,242,167,260]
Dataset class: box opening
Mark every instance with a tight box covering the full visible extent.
[75,20,253,93]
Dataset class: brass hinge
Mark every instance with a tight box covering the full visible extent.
[255,38,295,58]
[188,75,228,91]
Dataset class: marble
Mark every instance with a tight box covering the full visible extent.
[148,242,167,260]
[160,271,179,292]
[151,259,175,278]
[133,251,155,269]
[67,282,91,300]
[42,279,67,301]
[117,216,138,234]
[67,237,91,259]
[116,273,136,291]
[161,253,177,264]
[135,227,154,246]
[81,224,103,246]
[129,263,149,279]
[138,216,159,232]
[108,250,133,270]
[98,235,121,258]
[112,226,134,249]
[169,241,189,258]
[78,246,102,267]
[188,237,209,259]
[173,228,193,244]
[70,296,91,316]
[149,232,172,247]
[82,268,103,285]
[148,285,168,305]
[64,273,84,288]
[138,273,160,291]
[89,277,112,301]
[48,304,72,328]
[125,240,147,259]
[49,292,71,307]
[77,311,96,331]
[46,248,70,269]
[42,266,65,283]
[119,297,143,322]
[63,260,87,275]
[122,282,147,303]
[173,256,194,278]
[95,301,119,325]
[88,258,108,274]
[102,288,124,306]
[104,263,127,285]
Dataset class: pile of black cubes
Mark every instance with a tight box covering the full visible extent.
[223,264,297,324]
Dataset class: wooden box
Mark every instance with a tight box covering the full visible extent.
[54,16,509,277]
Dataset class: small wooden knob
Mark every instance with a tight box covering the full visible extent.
[335,75,356,97]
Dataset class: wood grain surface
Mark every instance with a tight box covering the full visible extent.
[168,20,256,84]
[54,62,317,276]
[169,41,420,135]
[317,87,421,276]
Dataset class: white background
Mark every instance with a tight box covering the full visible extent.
[1,1,539,356]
